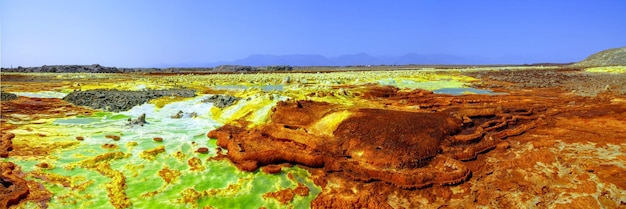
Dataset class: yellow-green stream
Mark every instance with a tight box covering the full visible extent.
[5,95,320,209]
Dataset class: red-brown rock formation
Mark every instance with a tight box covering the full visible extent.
[209,94,547,190]
[0,162,30,208]
[0,132,15,158]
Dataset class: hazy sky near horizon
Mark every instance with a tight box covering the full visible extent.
[2,0,625,67]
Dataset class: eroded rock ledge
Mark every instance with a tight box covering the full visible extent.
[0,162,30,209]
[0,132,15,158]
[209,92,546,190]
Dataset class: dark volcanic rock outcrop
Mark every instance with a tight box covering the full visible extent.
[4,64,121,73]
[202,94,239,108]
[0,92,18,101]
[63,89,196,112]
[212,65,260,73]
[0,64,177,73]
[574,46,626,67]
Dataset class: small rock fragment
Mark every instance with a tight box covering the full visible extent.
[496,141,510,150]
[36,162,50,168]
[262,165,282,174]
[202,95,239,108]
[171,111,183,119]
[127,113,147,126]
[105,135,121,141]
[101,144,118,149]
[196,147,209,154]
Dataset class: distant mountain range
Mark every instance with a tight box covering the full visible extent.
[152,53,511,68]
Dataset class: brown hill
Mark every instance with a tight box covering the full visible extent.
[574,46,626,67]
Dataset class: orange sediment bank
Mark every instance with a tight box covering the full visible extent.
[1,97,94,122]
[0,162,30,209]
[1,97,94,158]
[262,183,310,205]
[1,132,15,158]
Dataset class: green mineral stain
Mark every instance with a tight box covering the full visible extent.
[54,117,103,124]
[7,160,39,172]
[108,114,130,120]
[7,98,321,208]
[93,112,112,117]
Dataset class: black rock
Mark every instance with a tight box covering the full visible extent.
[0,92,18,101]
[202,94,239,108]
[63,89,196,112]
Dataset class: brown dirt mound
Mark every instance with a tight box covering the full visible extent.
[331,109,460,168]
[271,100,338,127]
[574,46,626,67]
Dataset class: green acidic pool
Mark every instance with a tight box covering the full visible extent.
[7,95,321,208]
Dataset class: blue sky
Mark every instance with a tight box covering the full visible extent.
[1,0,625,67]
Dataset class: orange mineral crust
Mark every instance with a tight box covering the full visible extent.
[0,132,15,158]
[0,162,30,209]
[1,97,93,158]
[210,83,626,208]
[1,97,93,122]
[2,67,625,208]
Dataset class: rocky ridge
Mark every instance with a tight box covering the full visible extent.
[63,89,196,112]
[574,46,626,67]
